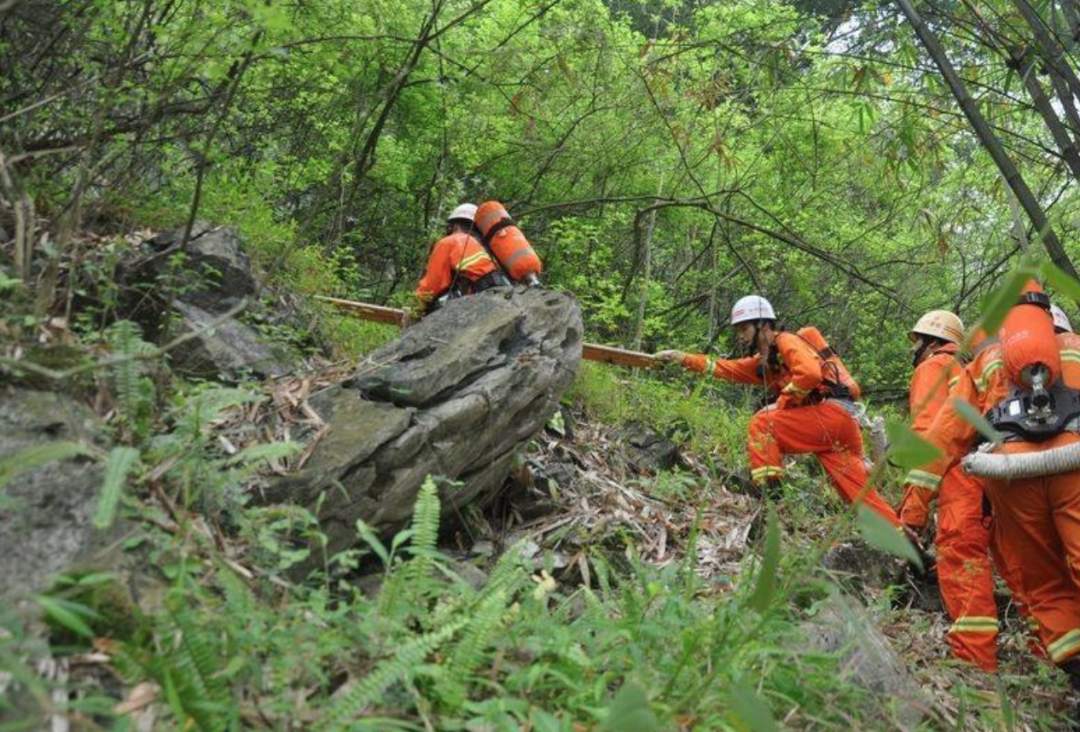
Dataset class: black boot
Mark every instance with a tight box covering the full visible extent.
[763,477,783,501]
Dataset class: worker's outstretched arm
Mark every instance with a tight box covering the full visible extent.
[414,240,454,315]
[654,349,763,384]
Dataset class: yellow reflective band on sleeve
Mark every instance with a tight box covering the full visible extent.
[949,616,999,635]
[948,375,959,389]
[1061,349,1080,365]
[704,358,716,376]
[455,251,491,271]
[1049,628,1080,662]
[782,382,810,396]
[905,469,942,491]
[750,466,784,483]
[976,358,1003,391]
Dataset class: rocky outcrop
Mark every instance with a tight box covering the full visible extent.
[167,300,291,379]
[0,388,109,601]
[803,593,929,729]
[117,222,298,378]
[264,287,583,561]
[621,421,682,474]
[138,222,258,313]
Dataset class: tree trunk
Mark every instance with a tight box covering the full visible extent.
[1013,0,1080,121]
[631,174,664,351]
[895,0,1078,281]
[1016,49,1080,181]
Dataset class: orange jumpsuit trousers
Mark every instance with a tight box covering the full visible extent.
[902,342,1001,670]
[935,466,999,669]
[985,435,1080,666]
[747,400,901,526]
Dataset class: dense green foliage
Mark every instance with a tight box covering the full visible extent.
[5,0,1080,384]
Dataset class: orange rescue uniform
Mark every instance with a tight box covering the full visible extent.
[900,342,999,671]
[680,331,901,525]
[903,333,1080,667]
[415,232,499,311]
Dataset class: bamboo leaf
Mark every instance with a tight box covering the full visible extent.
[952,397,1005,445]
[229,441,300,465]
[977,267,1032,338]
[355,519,390,567]
[748,504,780,613]
[856,506,922,570]
[0,441,92,490]
[599,683,658,732]
[885,420,941,469]
[36,595,98,638]
[94,447,140,529]
[729,679,778,732]
[1040,260,1080,303]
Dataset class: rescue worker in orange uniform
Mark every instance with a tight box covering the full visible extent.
[474,200,543,286]
[902,284,1080,706]
[412,203,509,318]
[898,310,1002,672]
[654,295,902,526]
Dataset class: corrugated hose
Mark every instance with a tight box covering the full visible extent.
[962,440,1080,479]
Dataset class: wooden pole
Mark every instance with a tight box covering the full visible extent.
[315,295,661,369]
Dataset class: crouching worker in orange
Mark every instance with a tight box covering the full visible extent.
[901,283,1080,709]
[898,310,1001,672]
[412,203,510,319]
[653,295,901,526]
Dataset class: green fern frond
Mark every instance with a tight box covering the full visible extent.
[318,617,465,731]
[161,598,234,731]
[434,588,512,707]
[407,476,440,565]
[106,320,156,422]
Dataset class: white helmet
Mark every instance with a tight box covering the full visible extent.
[447,203,477,223]
[910,310,964,344]
[730,295,776,325]
[1051,303,1073,333]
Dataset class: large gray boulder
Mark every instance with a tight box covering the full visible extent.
[0,388,108,601]
[264,287,583,561]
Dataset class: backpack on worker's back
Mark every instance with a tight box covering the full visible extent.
[796,326,861,400]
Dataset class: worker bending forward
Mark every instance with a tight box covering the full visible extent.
[413,203,509,317]
[655,295,901,526]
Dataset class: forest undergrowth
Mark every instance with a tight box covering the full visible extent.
[2,320,1076,730]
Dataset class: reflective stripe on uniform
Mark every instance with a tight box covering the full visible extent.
[455,251,491,272]
[750,466,784,482]
[976,358,1003,392]
[948,375,959,389]
[502,245,534,269]
[905,469,942,491]
[949,616,999,635]
[1061,349,1080,365]
[1048,628,1080,662]
[704,358,716,376]
[782,382,810,396]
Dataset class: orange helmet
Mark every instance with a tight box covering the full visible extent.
[475,201,511,238]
